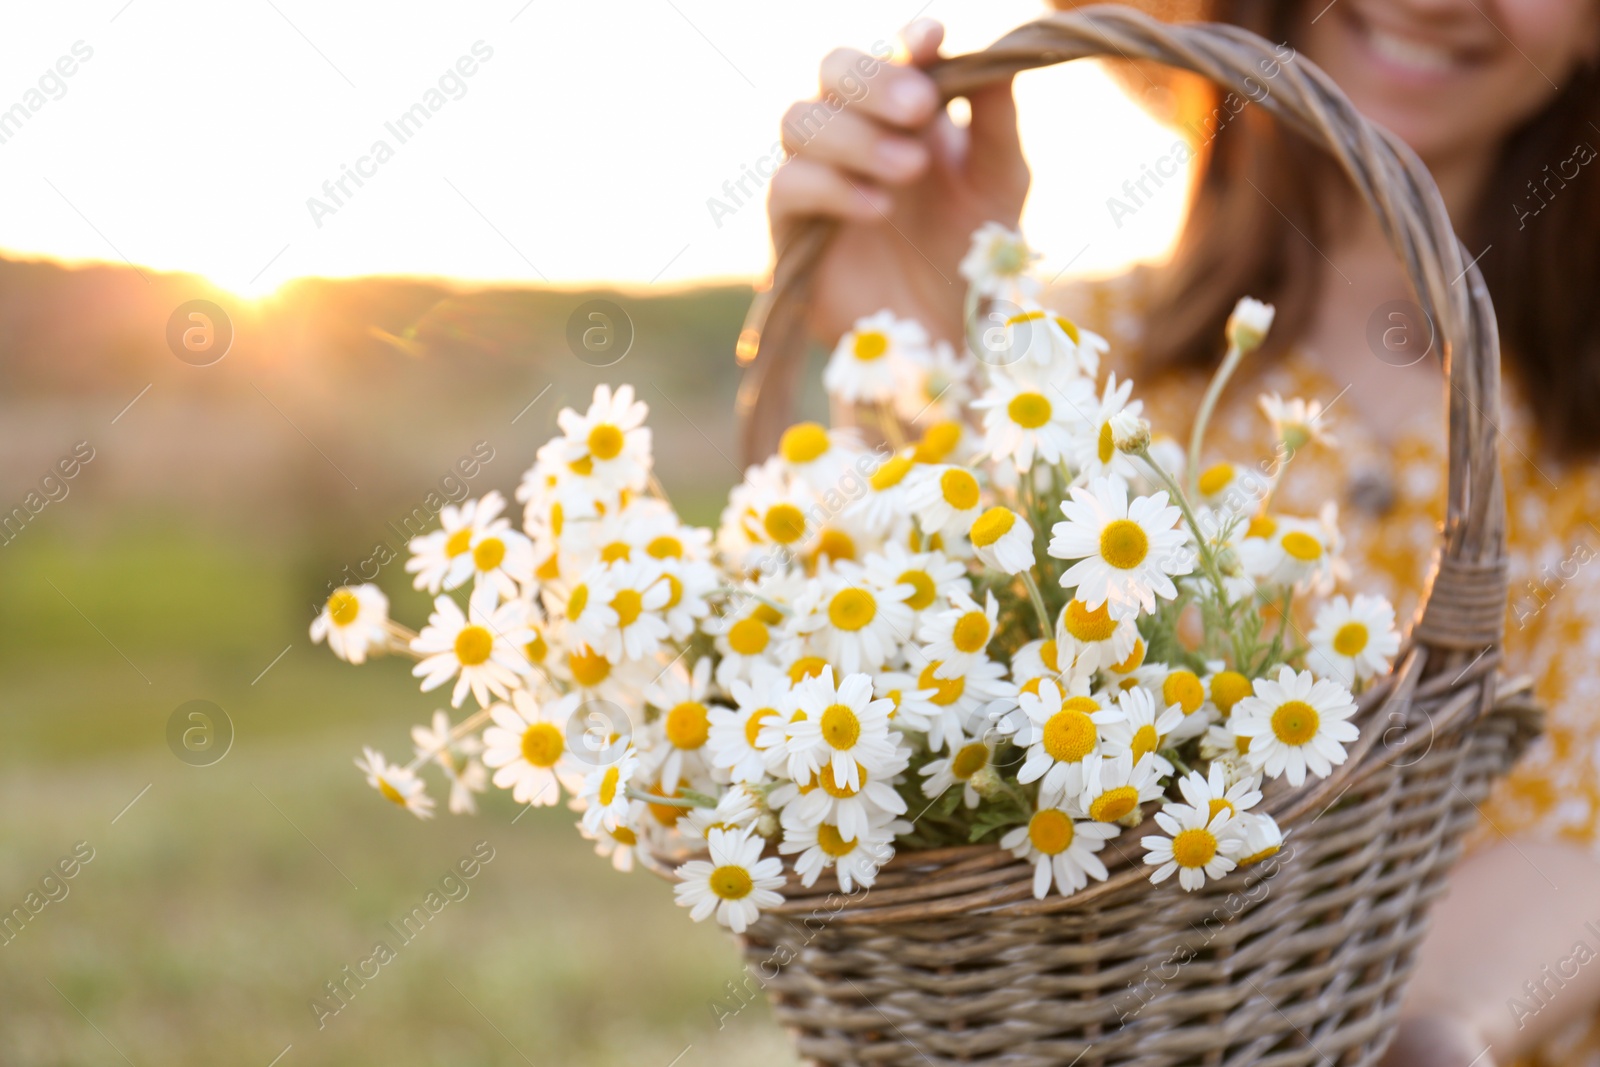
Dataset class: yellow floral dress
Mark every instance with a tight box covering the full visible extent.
[1055,273,1600,1061]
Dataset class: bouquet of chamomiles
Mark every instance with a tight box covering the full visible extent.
[314,224,1402,932]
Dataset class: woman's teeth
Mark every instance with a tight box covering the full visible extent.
[1365,26,1460,75]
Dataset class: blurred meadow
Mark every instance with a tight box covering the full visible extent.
[0,259,808,1065]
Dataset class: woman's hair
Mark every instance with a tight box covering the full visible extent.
[1128,1,1600,457]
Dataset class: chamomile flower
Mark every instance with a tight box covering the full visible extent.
[1078,750,1165,824]
[781,814,902,892]
[790,566,914,676]
[1142,803,1244,891]
[355,747,435,819]
[1070,373,1144,482]
[445,516,535,610]
[1227,296,1276,352]
[919,736,996,809]
[869,542,970,631]
[708,595,790,686]
[411,710,488,814]
[775,422,864,492]
[972,371,1093,471]
[1238,511,1339,591]
[1099,686,1184,774]
[673,827,786,933]
[708,668,794,783]
[894,339,975,426]
[555,384,653,494]
[411,595,533,709]
[1013,678,1125,804]
[654,555,718,642]
[584,559,674,663]
[1000,804,1117,899]
[578,747,641,834]
[1152,666,1215,741]
[959,222,1039,300]
[645,657,721,792]
[1055,597,1139,674]
[1307,594,1400,687]
[1000,305,1100,377]
[406,491,506,594]
[968,506,1034,575]
[580,813,646,872]
[1011,638,1064,687]
[684,785,763,843]
[1176,763,1263,826]
[1233,666,1360,787]
[1236,811,1286,867]
[784,668,899,792]
[1258,392,1334,453]
[1049,475,1192,620]
[918,591,1000,680]
[823,310,928,405]
[778,739,909,844]
[900,654,1013,753]
[847,449,918,537]
[482,689,583,807]
[905,464,984,538]
[311,584,390,664]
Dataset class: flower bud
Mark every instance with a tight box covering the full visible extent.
[1110,411,1151,454]
[969,766,1005,800]
[1227,297,1275,353]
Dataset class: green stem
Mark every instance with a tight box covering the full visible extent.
[1020,569,1054,639]
[1186,341,1247,499]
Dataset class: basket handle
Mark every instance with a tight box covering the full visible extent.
[734,3,1507,652]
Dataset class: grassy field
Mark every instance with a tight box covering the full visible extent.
[0,272,811,1065]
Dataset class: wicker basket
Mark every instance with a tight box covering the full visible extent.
[695,7,1541,1064]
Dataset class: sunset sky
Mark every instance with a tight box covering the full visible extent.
[1,0,1188,294]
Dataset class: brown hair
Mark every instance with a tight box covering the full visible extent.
[1115,1,1600,457]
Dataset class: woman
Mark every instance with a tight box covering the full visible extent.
[767,3,1600,1065]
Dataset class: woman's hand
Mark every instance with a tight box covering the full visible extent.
[768,19,1029,345]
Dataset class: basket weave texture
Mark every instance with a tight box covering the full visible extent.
[703,6,1541,1064]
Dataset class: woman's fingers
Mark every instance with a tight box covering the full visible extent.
[780,105,928,185]
[818,46,939,131]
[899,18,944,68]
[768,157,891,227]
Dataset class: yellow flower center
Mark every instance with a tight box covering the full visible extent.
[454,626,493,666]
[744,708,778,748]
[898,569,936,611]
[611,589,643,628]
[1281,531,1323,562]
[1246,514,1278,540]
[1271,700,1320,746]
[852,330,889,361]
[662,572,683,609]
[1333,621,1369,657]
[611,825,638,846]
[969,506,1016,548]
[727,617,770,656]
[327,589,360,627]
[788,656,828,683]
[1097,422,1114,464]
[600,541,631,563]
[1109,638,1145,674]
[951,611,991,654]
[520,722,564,767]
[814,528,856,563]
[1130,724,1160,762]
[1162,670,1205,715]
[708,865,754,900]
[1028,809,1074,855]
[587,423,624,461]
[1172,828,1217,869]
[939,468,980,510]
[665,702,710,750]
[1099,519,1149,570]
[536,552,561,582]
[1089,786,1140,823]
[1039,640,1059,673]
[913,420,963,463]
[870,455,913,491]
[916,662,965,705]
[763,503,806,545]
[1056,315,1081,343]
[951,742,989,780]
[779,422,829,464]
[1209,670,1252,714]
[820,704,861,750]
[1062,599,1117,643]
[1208,798,1235,822]
[1007,391,1052,429]
[816,824,857,857]
[1198,463,1234,496]
[828,588,876,632]
[569,647,610,688]
[1239,844,1280,867]
[568,455,595,477]
[567,583,590,619]
[1042,709,1097,764]
[524,629,548,664]
[473,537,506,571]
[646,535,683,559]
[445,527,474,557]
[598,766,620,806]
